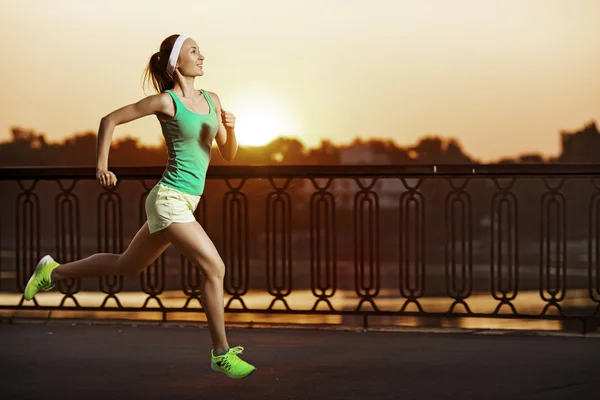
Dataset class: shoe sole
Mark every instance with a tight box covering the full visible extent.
[210,363,256,379]
[24,255,53,300]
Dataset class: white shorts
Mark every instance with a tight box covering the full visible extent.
[145,183,200,234]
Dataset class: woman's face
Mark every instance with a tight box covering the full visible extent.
[177,38,204,77]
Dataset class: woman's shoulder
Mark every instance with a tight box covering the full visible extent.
[137,92,176,117]
[203,90,222,109]
[153,91,176,106]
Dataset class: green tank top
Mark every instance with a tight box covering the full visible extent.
[158,89,219,195]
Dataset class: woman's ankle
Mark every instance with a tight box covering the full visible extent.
[213,345,229,356]
[50,268,61,282]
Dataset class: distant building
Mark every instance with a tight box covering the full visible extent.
[559,121,600,163]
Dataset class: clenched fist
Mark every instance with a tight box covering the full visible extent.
[221,108,236,131]
[97,168,117,188]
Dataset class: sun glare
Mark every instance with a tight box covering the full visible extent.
[228,91,300,146]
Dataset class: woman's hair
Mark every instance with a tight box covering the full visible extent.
[143,34,180,93]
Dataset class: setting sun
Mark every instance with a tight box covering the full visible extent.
[227,91,300,146]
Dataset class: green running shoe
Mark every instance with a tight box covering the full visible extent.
[24,255,60,300]
[210,346,256,379]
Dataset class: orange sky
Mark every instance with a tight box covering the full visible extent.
[1,0,599,161]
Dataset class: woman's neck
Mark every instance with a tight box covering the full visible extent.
[173,76,197,97]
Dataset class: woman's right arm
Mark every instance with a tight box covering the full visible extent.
[96,93,172,188]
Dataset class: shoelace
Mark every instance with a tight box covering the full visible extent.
[218,346,245,370]
[38,275,53,291]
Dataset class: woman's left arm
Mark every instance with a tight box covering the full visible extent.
[209,91,238,161]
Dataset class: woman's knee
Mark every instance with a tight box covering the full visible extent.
[203,259,225,280]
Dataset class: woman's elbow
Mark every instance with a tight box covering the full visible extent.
[218,145,236,161]
[100,115,115,129]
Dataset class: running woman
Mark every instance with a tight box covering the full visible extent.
[24,34,255,379]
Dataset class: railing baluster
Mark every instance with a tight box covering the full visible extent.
[223,178,249,309]
[399,177,425,312]
[490,178,519,315]
[97,185,123,307]
[55,180,81,307]
[309,178,337,311]
[354,177,380,312]
[589,178,600,316]
[539,178,567,315]
[266,178,293,310]
[445,178,473,314]
[15,180,40,305]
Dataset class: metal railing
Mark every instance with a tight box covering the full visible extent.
[1,165,599,332]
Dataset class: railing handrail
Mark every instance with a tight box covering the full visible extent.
[2,164,600,180]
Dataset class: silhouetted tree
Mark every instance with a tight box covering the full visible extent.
[445,139,473,164]
[4,120,596,167]
[307,140,340,165]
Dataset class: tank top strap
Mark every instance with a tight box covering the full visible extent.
[165,89,181,105]
[200,89,216,113]
[163,90,183,113]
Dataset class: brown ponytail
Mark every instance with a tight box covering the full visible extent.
[143,34,180,93]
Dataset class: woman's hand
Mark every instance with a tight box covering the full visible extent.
[221,108,236,131]
[96,168,117,188]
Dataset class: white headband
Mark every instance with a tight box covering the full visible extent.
[166,35,189,76]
